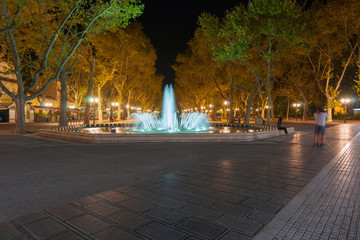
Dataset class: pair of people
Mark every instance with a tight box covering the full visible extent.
[313,107,328,147]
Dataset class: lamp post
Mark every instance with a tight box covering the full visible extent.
[340,98,350,123]
[293,103,301,121]
[90,97,98,124]
[224,101,228,122]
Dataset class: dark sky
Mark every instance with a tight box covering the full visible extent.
[138,0,246,84]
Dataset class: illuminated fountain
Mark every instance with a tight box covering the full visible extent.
[131,85,209,133]
[41,85,293,143]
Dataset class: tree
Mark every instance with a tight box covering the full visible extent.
[354,62,360,102]
[91,23,159,121]
[199,0,306,124]
[0,0,143,133]
[307,0,359,122]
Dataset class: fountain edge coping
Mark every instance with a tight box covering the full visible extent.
[37,123,294,143]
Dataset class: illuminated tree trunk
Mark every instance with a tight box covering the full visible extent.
[84,57,96,125]
[117,102,121,121]
[59,69,68,126]
[14,94,26,134]
[97,87,103,123]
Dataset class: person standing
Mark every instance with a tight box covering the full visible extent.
[277,116,288,135]
[313,107,328,147]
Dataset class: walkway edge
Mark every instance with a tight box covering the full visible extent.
[254,132,360,240]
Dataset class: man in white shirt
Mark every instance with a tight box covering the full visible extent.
[313,107,328,147]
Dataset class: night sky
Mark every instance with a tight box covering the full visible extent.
[138,0,246,84]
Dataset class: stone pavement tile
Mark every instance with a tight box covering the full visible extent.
[214,213,263,235]
[95,191,130,203]
[258,181,285,189]
[47,231,86,240]
[281,179,308,187]
[149,178,188,191]
[116,187,160,201]
[116,198,153,212]
[73,196,101,206]
[218,231,252,240]
[84,201,122,216]
[209,191,247,204]
[107,210,150,229]
[236,182,263,191]
[248,210,276,224]
[179,204,223,221]
[0,222,23,239]
[210,201,252,217]
[176,192,217,206]
[236,189,272,201]
[47,204,87,220]
[207,183,240,193]
[150,196,187,209]
[91,226,143,240]
[143,206,188,225]
[241,198,282,213]
[14,211,49,225]
[66,214,110,235]
[284,185,303,192]
[183,236,203,240]
[152,186,188,199]
[181,177,210,188]
[260,186,297,198]
[22,217,67,239]
[114,185,137,193]
[136,221,187,240]
[269,195,291,205]
[176,218,226,239]
[182,185,214,196]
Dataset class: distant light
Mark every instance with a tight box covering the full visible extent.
[340,98,350,104]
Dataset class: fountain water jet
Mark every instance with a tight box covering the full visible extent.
[131,85,209,133]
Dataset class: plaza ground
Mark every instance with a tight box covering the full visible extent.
[0,121,359,239]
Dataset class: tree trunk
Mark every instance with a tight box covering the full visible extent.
[286,96,290,121]
[303,100,308,121]
[127,90,132,119]
[117,103,121,121]
[59,70,68,126]
[84,57,96,125]
[244,91,255,125]
[266,44,272,125]
[327,105,333,122]
[97,87,103,123]
[229,86,234,123]
[15,95,26,134]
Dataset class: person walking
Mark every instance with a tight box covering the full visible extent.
[277,116,288,135]
[313,106,328,147]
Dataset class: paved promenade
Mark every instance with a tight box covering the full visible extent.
[0,122,359,239]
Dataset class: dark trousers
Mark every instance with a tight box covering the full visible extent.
[278,127,288,135]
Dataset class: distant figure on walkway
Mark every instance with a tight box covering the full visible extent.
[313,106,328,147]
[277,116,288,135]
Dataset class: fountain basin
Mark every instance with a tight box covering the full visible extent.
[38,123,294,143]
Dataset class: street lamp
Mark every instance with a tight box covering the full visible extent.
[90,97,98,124]
[224,101,228,122]
[293,103,301,121]
[340,98,351,123]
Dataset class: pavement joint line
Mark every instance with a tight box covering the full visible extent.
[253,131,360,240]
